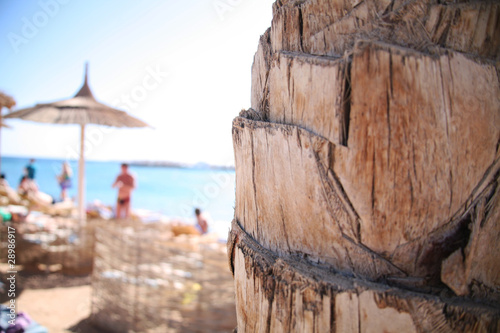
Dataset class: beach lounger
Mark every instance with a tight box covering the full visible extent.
[0,183,24,205]
[17,190,74,217]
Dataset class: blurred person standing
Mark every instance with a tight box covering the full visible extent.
[26,158,36,180]
[57,162,73,201]
[112,163,136,219]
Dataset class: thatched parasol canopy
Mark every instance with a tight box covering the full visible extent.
[9,99,148,127]
[0,91,15,127]
[0,92,16,110]
[0,91,15,172]
[5,67,148,128]
[5,64,149,223]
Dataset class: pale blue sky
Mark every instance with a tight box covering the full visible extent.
[0,0,274,165]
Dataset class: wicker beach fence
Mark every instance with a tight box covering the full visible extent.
[90,223,236,333]
[0,220,95,275]
[0,225,8,263]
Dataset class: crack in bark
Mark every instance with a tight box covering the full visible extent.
[386,90,392,166]
[280,201,292,253]
[371,147,376,213]
[340,60,352,147]
[298,5,304,52]
[342,234,407,276]
[312,144,359,241]
[250,131,260,240]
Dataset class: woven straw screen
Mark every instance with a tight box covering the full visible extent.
[90,224,236,333]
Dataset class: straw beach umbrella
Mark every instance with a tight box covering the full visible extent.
[5,64,149,223]
[0,91,16,172]
[0,92,16,110]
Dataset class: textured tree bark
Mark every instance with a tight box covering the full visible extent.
[231,0,500,331]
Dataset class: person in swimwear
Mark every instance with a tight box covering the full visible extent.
[112,163,136,219]
[57,162,73,201]
[194,208,209,235]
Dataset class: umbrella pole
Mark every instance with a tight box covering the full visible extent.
[0,122,2,174]
[0,110,4,174]
[78,124,86,225]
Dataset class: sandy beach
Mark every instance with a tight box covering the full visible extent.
[0,265,96,333]
[12,285,93,332]
[0,213,236,333]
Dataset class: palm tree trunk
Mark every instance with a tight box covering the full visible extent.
[230,1,500,331]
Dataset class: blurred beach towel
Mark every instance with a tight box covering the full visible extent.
[0,305,48,333]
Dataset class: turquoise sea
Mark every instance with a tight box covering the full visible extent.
[1,156,235,239]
